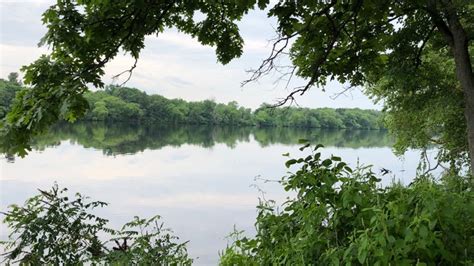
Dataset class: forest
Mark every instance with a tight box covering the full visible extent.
[0,78,383,129]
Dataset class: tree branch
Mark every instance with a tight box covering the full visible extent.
[423,0,454,46]
[415,25,436,67]
[241,33,296,87]
[112,58,138,87]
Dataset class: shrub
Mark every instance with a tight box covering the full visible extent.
[1,184,192,265]
[104,216,192,265]
[220,143,474,265]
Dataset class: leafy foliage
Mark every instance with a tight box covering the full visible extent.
[0,78,385,158]
[7,72,20,85]
[1,184,192,265]
[256,0,474,170]
[104,216,192,265]
[253,105,382,129]
[0,78,22,119]
[368,47,469,168]
[1,185,107,264]
[220,143,474,265]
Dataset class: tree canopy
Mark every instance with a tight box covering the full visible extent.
[1,0,473,172]
[249,0,473,171]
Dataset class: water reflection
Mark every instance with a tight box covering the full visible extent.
[2,123,423,266]
[25,122,392,157]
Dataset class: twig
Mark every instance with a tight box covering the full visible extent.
[112,58,138,86]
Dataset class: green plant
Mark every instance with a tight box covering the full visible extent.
[220,142,474,265]
[104,215,192,265]
[1,184,192,265]
[1,185,108,264]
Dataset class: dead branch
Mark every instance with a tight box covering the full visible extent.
[241,33,297,87]
[112,57,138,86]
[330,84,357,100]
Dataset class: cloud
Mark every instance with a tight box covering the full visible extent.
[0,44,49,77]
[148,32,212,52]
[243,38,271,53]
[163,76,194,88]
[149,31,269,54]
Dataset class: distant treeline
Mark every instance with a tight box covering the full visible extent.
[0,79,384,129]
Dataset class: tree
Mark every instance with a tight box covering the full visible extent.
[245,0,473,171]
[1,0,473,172]
[0,79,22,119]
[368,48,468,167]
[7,72,21,85]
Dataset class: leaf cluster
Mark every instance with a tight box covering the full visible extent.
[367,46,471,168]
[1,185,108,264]
[104,215,192,265]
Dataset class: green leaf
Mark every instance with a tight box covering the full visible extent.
[298,138,309,144]
[357,248,368,264]
[314,144,324,150]
[299,143,310,151]
[285,159,297,168]
[419,225,429,238]
[322,159,332,167]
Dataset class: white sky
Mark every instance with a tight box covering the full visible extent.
[0,0,380,110]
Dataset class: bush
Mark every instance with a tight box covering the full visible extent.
[220,143,474,265]
[1,184,192,265]
[104,216,192,265]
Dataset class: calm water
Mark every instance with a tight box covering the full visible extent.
[0,122,434,265]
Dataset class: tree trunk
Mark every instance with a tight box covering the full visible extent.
[426,2,474,173]
[456,50,474,174]
[449,18,474,174]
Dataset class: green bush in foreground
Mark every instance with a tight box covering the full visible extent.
[220,143,474,265]
[0,185,192,265]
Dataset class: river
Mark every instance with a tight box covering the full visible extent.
[0,122,435,265]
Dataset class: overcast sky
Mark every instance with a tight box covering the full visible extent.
[0,0,380,110]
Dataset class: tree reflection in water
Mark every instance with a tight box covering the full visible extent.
[4,122,392,161]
